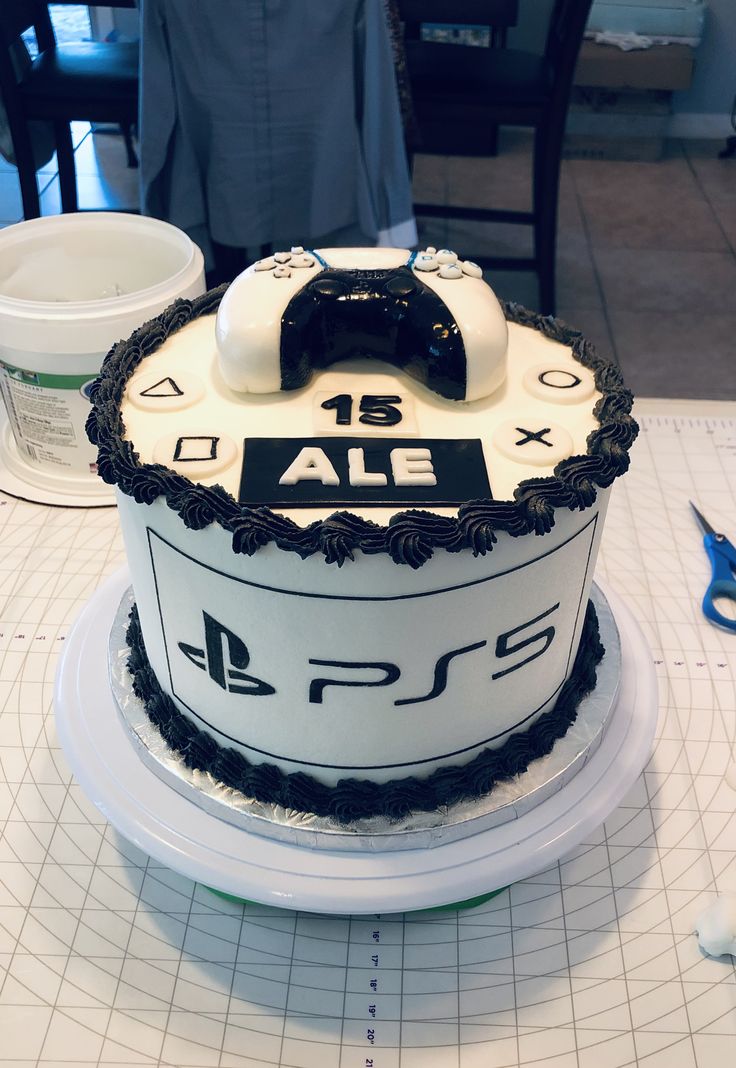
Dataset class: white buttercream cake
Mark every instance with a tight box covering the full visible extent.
[88,247,637,823]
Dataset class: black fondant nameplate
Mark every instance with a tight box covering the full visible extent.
[238,437,491,507]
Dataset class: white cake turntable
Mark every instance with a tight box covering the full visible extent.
[55,568,658,915]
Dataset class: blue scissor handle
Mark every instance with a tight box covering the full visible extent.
[702,532,736,632]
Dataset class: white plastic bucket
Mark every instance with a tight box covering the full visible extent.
[0,212,205,483]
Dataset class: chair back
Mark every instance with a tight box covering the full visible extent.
[0,1,54,52]
[544,0,594,79]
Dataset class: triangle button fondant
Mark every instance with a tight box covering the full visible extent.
[139,376,184,398]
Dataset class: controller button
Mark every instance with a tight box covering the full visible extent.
[523,363,595,404]
[437,249,458,264]
[385,275,417,297]
[273,265,292,278]
[425,246,437,255]
[154,431,238,477]
[438,263,463,279]
[254,257,276,271]
[493,419,573,467]
[127,370,205,413]
[274,251,292,264]
[462,260,483,278]
[290,245,304,255]
[291,254,315,268]
[414,253,439,272]
[311,277,349,297]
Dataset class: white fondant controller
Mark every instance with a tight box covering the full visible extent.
[215,247,508,402]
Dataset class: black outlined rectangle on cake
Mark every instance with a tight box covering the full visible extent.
[145,512,598,771]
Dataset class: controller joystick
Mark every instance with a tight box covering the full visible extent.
[215,247,508,401]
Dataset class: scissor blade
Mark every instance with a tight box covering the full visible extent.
[690,501,717,537]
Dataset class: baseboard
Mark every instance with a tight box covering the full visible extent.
[566,109,733,142]
[667,112,734,138]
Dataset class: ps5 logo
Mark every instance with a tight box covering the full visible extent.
[176,603,560,704]
[178,612,275,696]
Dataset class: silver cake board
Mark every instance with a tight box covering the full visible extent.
[54,567,658,915]
[0,414,115,508]
[108,585,621,851]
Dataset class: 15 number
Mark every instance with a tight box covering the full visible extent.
[321,393,403,427]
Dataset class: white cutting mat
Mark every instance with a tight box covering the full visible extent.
[0,400,735,1068]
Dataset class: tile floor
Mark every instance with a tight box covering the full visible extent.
[0,125,733,400]
[413,132,736,401]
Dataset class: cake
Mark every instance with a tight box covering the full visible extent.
[88,246,637,825]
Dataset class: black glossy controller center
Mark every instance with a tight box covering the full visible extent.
[279,266,467,401]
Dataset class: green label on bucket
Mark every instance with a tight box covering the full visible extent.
[0,359,98,475]
[0,361,94,391]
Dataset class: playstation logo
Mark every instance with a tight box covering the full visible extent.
[178,611,275,696]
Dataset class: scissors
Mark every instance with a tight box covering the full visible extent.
[690,502,736,633]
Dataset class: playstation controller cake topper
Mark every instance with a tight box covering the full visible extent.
[215,247,509,402]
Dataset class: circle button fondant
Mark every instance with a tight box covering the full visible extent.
[153,431,238,478]
[524,363,596,405]
[414,253,439,272]
[436,249,458,264]
[493,419,574,467]
[127,371,205,413]
[438,263,463,279]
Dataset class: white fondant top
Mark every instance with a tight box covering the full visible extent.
[122,246,602,528]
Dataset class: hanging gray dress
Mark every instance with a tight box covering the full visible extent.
[139,0,416,264]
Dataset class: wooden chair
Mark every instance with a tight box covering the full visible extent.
[399,0,593,315]
[0,0,138,220]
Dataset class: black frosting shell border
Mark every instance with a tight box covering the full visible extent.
[125,599,604,824]
[87,287,638,568]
